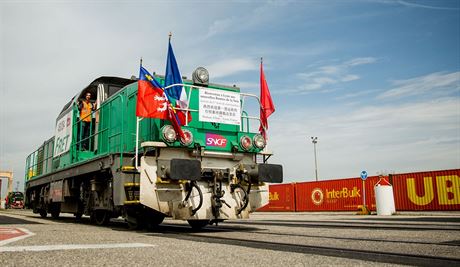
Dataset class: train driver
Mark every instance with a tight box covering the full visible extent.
[78,92,96,150]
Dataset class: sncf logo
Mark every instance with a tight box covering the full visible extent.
[206,133,227,147]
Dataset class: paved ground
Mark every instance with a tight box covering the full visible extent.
[0,209,459,266]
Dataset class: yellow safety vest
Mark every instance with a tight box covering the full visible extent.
[80,101,93,122]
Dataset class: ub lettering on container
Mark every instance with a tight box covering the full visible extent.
[392,169,460,211]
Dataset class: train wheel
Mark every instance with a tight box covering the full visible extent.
[74,213,83,220]
[145,215,165,231]
[50,204,61,219]
[92,210,110,226]
[126,214,145,230]
[39,210,47,218]
[51,209,60,219]
[187,220,209,230]
[127,219,140,230]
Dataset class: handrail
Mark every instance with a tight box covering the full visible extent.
[26,91,130,181]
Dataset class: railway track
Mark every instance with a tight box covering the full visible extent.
[155,231,460,266]
[225,219,460,231]
[2,210,460,266]
[145,217,460,266]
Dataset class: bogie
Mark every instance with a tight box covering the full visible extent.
[39,209,47,218]
[91,210,111,226]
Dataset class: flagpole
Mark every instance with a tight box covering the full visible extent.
[135,57,143,171]
[135,117,141,171]
[164,32,186,141]
[260,57,267,139]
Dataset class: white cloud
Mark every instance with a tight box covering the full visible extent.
[396,0,460,11]
[205,17,236,38]
[207,58,258,78]
[233,82,259,90]
[335,89,378,100]
[378,71,460,99]
[287,57,377,94]
[319,65,341,75]
[204,1,285,38]
[341,74,360,82]
[344,57,377,66]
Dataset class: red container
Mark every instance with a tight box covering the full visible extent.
[257,183,296,212]
[391,169,460,211]
[295,176,382,211]
[258,169,460,213]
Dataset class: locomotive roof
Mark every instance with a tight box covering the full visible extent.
[80,76,135,96]
[58,76,135,116]
[58,75,240,118]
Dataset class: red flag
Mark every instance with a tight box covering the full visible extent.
[259,60,275,139]
[136,79,168,119]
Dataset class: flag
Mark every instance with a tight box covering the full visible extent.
[164,39,182,100]
[136,66,168,119]
[259,60,275,139]
[165,39,191,125]
[136,65,186,140]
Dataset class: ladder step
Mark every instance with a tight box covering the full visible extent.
[124,182,140,187]
[124,200,140,205]
[121,166,139,174]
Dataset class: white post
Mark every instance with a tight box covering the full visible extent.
[311,137,318,181]
[135,117,142,171]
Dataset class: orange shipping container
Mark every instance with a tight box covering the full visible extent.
[259,169,460,213]
[257,183,296,212]
[391,169,460,211]
[295,176,381,211]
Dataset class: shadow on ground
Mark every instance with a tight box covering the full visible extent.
[0,215,41,225]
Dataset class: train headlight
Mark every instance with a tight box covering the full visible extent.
[240,135,252,151]
[192,67,209,85]
[253,134,266,149]
[180,129,194,146]
[161,125,177,143]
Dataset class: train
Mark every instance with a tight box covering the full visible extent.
[5,192,25,209]
[25,66,283,229]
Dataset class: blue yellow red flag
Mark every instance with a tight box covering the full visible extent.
[136,65,186,140]
[136,66,168,119]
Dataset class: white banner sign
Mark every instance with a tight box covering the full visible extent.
[199,88,241,125]
[53,110,73,157]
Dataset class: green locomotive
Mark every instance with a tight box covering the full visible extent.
[25,67,283,229]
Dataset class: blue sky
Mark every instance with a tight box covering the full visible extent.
[0,0,459,191]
